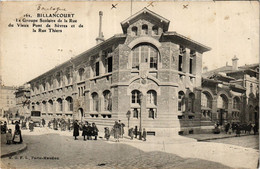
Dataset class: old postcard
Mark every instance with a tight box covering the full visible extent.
[0,1,259,169]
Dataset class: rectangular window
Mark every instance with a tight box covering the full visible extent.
[178,55,183,71]
[133,108,139,118]
[178,101,182,111]
[150,50,158,69]
[108,57,113,73]
[189,58,193,74]
[95,62,100,76]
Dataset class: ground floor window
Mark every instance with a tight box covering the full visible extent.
[201,110,212,120]
[148,108,157,119]
[132,108,139,118]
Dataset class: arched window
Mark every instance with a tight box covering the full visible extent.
[103,90,112,111]
[217,94,228,109]
[48,100,53,112]
[78,68,85,81]
[132,44,159,69]
[132,26,138,36]
[92,92,99,112]
[32,103,35,111]
[233,97,239,109]
[142,24,148,34]
[178,91,185,112]
[42,101,47,112]
[152,26,158,35]
[66,68,72,85]
[57,98,63,112]
[147,90,157,106]
[66,97,73,111]
[36,102,40,111]
[131,90,141,104]
[201,92,212,108]
[188,93,195,112]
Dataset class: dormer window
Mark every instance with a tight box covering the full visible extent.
[132,26,138,36]
[142,24,148,35]
[152,26,158,35]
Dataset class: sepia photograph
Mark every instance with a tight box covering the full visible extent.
[0,1,259,169]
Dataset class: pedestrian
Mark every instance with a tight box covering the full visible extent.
[118,120,125,138]
[86,123,92,140]
[12,121,23,144]
[129,128,134,140]
[253,124,257,135]
[134,126,138,138]
[29,120,34,132]
[73,120,79,140]
[42,118,46,127]
[113,121,120,142]
[92,123,99,140]
[6,129,12,145]
[53,118,58,130]
[236,124,241,137]
[82,122,87,141]
[142,128,147,141]
[104,127,110,141]
[225,123,230,134]
[2,121,7,134]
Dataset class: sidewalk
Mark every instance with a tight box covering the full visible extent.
[1,133,27,158]
[185,132,255,141]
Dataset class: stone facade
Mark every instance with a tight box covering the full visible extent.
[27,8,219,136]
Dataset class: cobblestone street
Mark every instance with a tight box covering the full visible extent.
[208,135,259,150]
[1,127,258,169]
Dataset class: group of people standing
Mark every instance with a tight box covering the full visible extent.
[4,121,23,145]
[224,122,259,136]
[73,120,99,141]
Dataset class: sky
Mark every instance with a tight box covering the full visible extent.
[0,1,259,86]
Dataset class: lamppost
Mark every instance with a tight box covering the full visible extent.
[139,92,143,140]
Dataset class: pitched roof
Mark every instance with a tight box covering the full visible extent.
[121,8,170,34]
[162,31,211,53]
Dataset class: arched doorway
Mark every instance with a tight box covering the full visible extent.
[78,108,84,122]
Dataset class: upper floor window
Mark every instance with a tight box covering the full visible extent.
[66,97,73,111]
[250,83,253,93]
[56,72,62,87]
[92,92,99,112]
[78,68,85,81]
[233,97,240,110]
[147,90,157,106]
[132,26,138,36]
[178,55,183,71]
[132,44,159,69]
[142,24,148,35]
[57,98,63,112]
[131,90,141,104]
[95,62,100,76]
[105,56,113,73]
[152,26,159,35]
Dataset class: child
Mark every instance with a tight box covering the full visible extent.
[142,128,147,141]
[6,129,12,145]
[104,127,110,141]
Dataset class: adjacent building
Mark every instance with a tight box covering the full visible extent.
[0,83,17,117]
[202,57,259,126]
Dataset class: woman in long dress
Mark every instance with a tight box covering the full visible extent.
[13,121,23,144]
[73,120,79,140]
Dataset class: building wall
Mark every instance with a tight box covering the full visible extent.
[0,85,16,116]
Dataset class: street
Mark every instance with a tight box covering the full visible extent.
[1,126,259,169]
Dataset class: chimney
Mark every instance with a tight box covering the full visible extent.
[232,55,239,70]
[203,66,208,73]
[96,11,105,44]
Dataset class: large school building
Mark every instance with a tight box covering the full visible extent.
[26,8,258,136]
